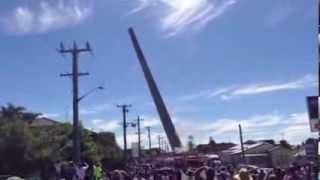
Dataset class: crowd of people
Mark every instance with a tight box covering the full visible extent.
[119,162,318,180]
[56,161,105,180]
[4,160,318,180]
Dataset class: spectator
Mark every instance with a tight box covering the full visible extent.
[175,168,182,180]
[283,167,302,180]
[64,161,77,180]
[258,169,265,180]
[93,162,104,180]
[234,168,252,180]
[206,167,215,180]
[76,162,89,180]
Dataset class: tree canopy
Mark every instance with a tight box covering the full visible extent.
[0,103,122,177]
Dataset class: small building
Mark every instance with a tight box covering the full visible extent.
[220,142,274,167]
[268,145,294,168]
[292,138,319,166]
[292,149,309,166]
[220,142,294,168]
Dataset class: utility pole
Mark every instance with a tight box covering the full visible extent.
[318,0,320,149]
[317,2,320,177]
[163,140,168,152]
[117,104,131,160]
[158,135,162,152]
[164,140,168,152]
[146,126,152,151]
[239,124,245,162]
[59,41,92,164]
[166,141,170,152]
[134,116,143,159]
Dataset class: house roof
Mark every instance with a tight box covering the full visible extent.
[28,117,60,127]
[244,153,268,157]
[196,141,235,153]
[222,142,273,155]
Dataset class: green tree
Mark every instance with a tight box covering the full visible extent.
[1,103,41,122]
[1,103,26,120]
[0,120,36,175]
[0,104,122,176]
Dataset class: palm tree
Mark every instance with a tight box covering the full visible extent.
[1,103,26,120]
[0,103,41,121]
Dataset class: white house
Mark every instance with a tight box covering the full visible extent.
[220,142,294,168]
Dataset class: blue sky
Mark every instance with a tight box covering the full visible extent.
[0,0,317,148]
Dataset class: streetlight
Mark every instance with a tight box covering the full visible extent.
[77,85,104,163]
[78,86,104,102]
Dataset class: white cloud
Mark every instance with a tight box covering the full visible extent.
[196,112,315,144]
[208,86,237,97]
[81,111,315,149]
[39,113,60,118]
[179,90,211,101]
[141,117,161,127]
[280,113,317,143]
[144,112,313,146]
[179,74,316,101]
[98,121,120,132]
[200,113,283,133]
[86,119,120,132]
[129,0,154,14]
[178,86,235,101]
[80,103,112,115]
[12,7,34,33]
[116,134,138,148]
[116,131,167,149]
[265,0,295,27]
[223,74,316,100]
[79,109,96,115]
[1,0,91,34]
[130,0,237,37]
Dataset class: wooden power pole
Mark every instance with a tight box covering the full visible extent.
[239,124,245,162]
[117,104,131,160]
[135,116,143,159]
[59,41,92,164]
[146,126,152,151]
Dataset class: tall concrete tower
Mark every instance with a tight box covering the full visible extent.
[128,27,182,150]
